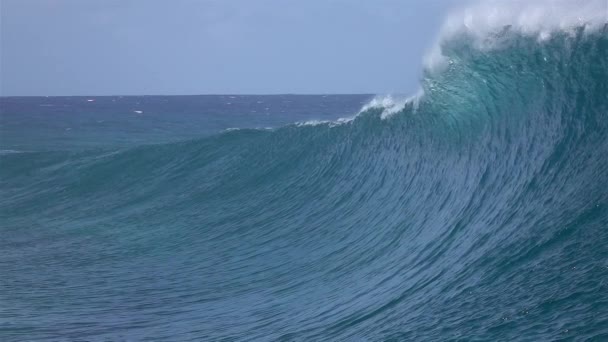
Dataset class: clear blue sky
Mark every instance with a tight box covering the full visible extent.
[0,0,459,96]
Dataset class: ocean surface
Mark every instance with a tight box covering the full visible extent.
[2,3,608,341]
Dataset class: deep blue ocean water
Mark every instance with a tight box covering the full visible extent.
[1,22,608,342]
[0,95,372,151]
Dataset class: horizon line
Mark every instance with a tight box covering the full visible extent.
[0,93,385,98]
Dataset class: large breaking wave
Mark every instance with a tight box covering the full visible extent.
[1,1,607,340]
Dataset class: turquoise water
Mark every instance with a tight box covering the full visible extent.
[2,28,608,341]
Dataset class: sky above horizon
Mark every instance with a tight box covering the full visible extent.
[1,0,460,96]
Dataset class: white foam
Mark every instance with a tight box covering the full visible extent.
[296,120,328,127]
[359,90,424,120]
[296,116,355,127]
[0,149,25,155]
[223,126,274,132]
[424,0,608,71]
[295,93,425,127]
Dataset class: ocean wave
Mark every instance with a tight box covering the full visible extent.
[424,0,607,71]
[1,1,607,340]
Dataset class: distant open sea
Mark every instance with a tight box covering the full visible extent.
[0,95,372,152]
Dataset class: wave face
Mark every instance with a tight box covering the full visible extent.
[2,6,608,342]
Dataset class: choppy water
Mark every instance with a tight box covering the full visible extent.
[1,2,608,341]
